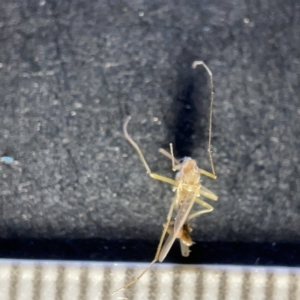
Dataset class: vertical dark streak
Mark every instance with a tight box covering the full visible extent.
[124,267,136,299]
[172,266,181,300]
[241,271,251,300]
[32,264,42,300]
[195,268,204,300]
[264,272,274,300]
[78,266,89,300]
[148,268,158,300]
[9,264,19,300]
[101,266,111,300]
[288,272,297,300]
[55,265,65,300]
[218,270,227,300]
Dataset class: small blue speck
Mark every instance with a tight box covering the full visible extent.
[1,156,14,164]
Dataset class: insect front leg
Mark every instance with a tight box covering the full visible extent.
[199,168,217,180]
[198,185,218,201]
[149,173,177,186]
[123,116,177,186]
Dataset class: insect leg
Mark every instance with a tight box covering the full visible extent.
[199,168,217,180]
[187,198,214,221]
[180,239,191,257]
[112,195,177,295]
[124,116,177,186]
[192,61,216,177]
[198,185,218,201]
[149,173,177,185]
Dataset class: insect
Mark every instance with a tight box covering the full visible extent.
[113,61,218,295]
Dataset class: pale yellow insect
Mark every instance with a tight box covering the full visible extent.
[113,61,218,295]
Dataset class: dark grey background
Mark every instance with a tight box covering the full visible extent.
[0,0,299,249]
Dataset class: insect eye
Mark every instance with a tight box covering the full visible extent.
[179,157,186,163]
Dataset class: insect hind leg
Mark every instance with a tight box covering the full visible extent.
[187,198,214,221]
[112,190,177,295]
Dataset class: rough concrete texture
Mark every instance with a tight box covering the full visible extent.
[0,0,299,244]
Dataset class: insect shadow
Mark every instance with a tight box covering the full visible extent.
[164,61,211,160]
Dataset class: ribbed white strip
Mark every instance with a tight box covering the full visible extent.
[156,266,173,300]
[225,269,243,300]
[248,270,267,300]
[180,266,197,299]
[133,265,151,300]
[202,269,220,300]
[64,265,80,300]
[273,270,289,300]
[0,260,300,300]
[109,265,127,300]
[39,264,57,300]
[86,264,104,300]
[17,264,35,300]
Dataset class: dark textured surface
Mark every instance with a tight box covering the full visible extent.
[0,0,300,255]
[2,239,300,267]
